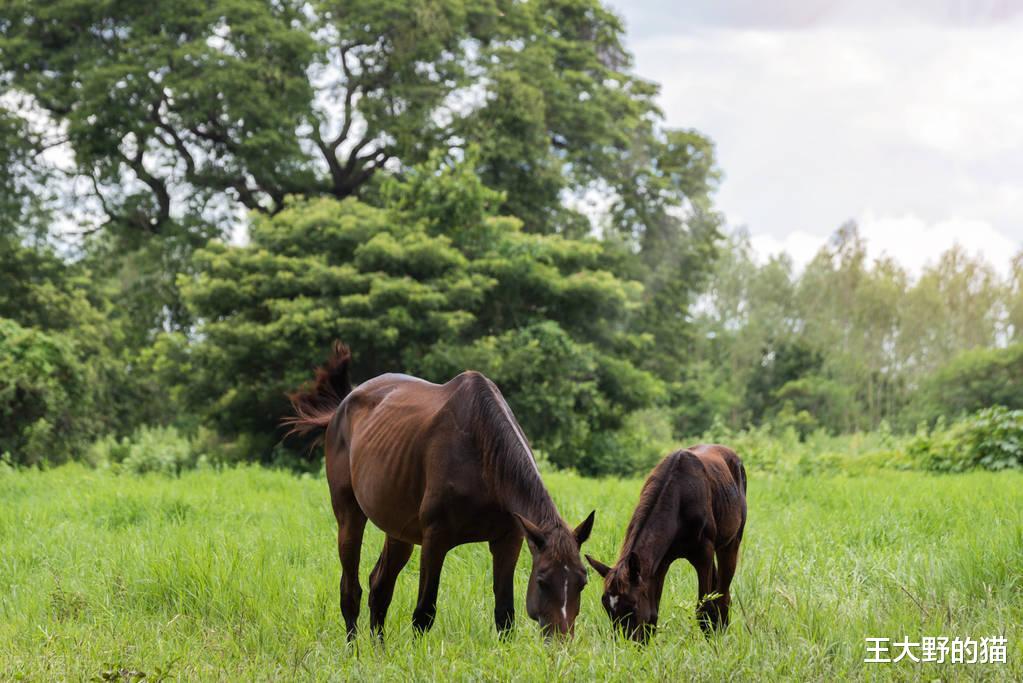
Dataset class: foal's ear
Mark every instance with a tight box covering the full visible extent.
[585,554,612,578]
[512,512,546,550]
[574,510,596,546]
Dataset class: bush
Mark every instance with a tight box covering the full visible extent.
[0,319,96,465]
[87,426,206,476]
[910,344,1023,424]
[580,408,675,477]
[908,407,1023,472]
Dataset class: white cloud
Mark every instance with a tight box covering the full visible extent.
[749,230,826,269]
[856,211,1019,275]
[619,14,1023,273]
[746,211,1019,276]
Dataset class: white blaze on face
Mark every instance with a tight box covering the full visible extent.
[608,595,619,611]
[561,565,569,620]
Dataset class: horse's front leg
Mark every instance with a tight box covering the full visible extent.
[412,530,450,633]
[368,535,414,638]
[490,531,523,635]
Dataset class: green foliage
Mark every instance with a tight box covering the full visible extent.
[4,0,1022,474]
[911,343,1023,421]
[908,407,1023,473]
[0,105,50,235]
[0,319,93,465]
[772,375,853,435]
[174,154,659,469]
[691,226,1022,434]
[0,236,177,440]
[87,426,205,476]
[1,0,718,250]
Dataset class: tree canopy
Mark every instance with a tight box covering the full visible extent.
[1,0,716,245]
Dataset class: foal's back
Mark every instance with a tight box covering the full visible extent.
[676,444,747,547]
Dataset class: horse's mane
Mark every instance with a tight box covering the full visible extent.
[618,452,681,561]
[466,375,559,527]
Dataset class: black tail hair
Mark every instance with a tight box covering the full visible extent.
[282,341,353,440]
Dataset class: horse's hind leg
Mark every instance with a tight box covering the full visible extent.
[368,536,413,638]
[713,537,741,630]
[490,531,523,635]
[692,540,717,635]
[333,492,367,641]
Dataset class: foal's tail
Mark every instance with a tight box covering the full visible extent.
[282,341,353,439]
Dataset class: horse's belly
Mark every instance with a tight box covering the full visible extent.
[350,446,426,545]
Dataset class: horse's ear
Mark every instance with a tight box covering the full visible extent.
[627,551,642,581]
[513,512,546,550]
[574,510,595,546]
[585,554,611,578]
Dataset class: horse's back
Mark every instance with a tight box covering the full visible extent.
[331,371,490,543]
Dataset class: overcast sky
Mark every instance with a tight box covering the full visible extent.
[609,0,1023,273]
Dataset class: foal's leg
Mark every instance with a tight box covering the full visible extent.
[713,538,741,630]
[490,532,523,635]
[412,531,450,633]
[368,536,414,638]
[334,495,368,641]
[692,540,717,634]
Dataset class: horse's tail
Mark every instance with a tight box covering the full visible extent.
[282,341,353,439]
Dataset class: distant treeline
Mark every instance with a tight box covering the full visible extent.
[1,0,1021,475]
[686,226,1023,437]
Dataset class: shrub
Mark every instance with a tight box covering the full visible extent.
[0,319,95,465]
[908,407,1023,472]
[957,406,1023,471]
[910,344,1023,424]
[87,426,206,476]
[581,408,675,477]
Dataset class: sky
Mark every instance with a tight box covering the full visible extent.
[608,0,1023,274]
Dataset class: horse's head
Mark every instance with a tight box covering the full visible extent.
[513,511,595,638]
[586,551,656,642]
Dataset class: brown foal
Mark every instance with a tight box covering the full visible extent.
[586,445,747,641]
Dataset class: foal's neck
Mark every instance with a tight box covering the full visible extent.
[621,480,682,578]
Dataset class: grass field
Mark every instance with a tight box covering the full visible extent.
[1,464,1020,681]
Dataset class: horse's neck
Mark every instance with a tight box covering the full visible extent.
[499,452,562,527]
[483,414,561,527]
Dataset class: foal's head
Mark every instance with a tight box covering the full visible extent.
[514,511,595,638]
[586,552,656,642]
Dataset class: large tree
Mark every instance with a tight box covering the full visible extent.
[171,152,662,466]
[1,0,718,245]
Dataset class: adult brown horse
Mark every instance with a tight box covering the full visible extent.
[585,445,746,642]
[285,342,595,640]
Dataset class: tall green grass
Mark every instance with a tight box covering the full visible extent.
[1,465,1020,681]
